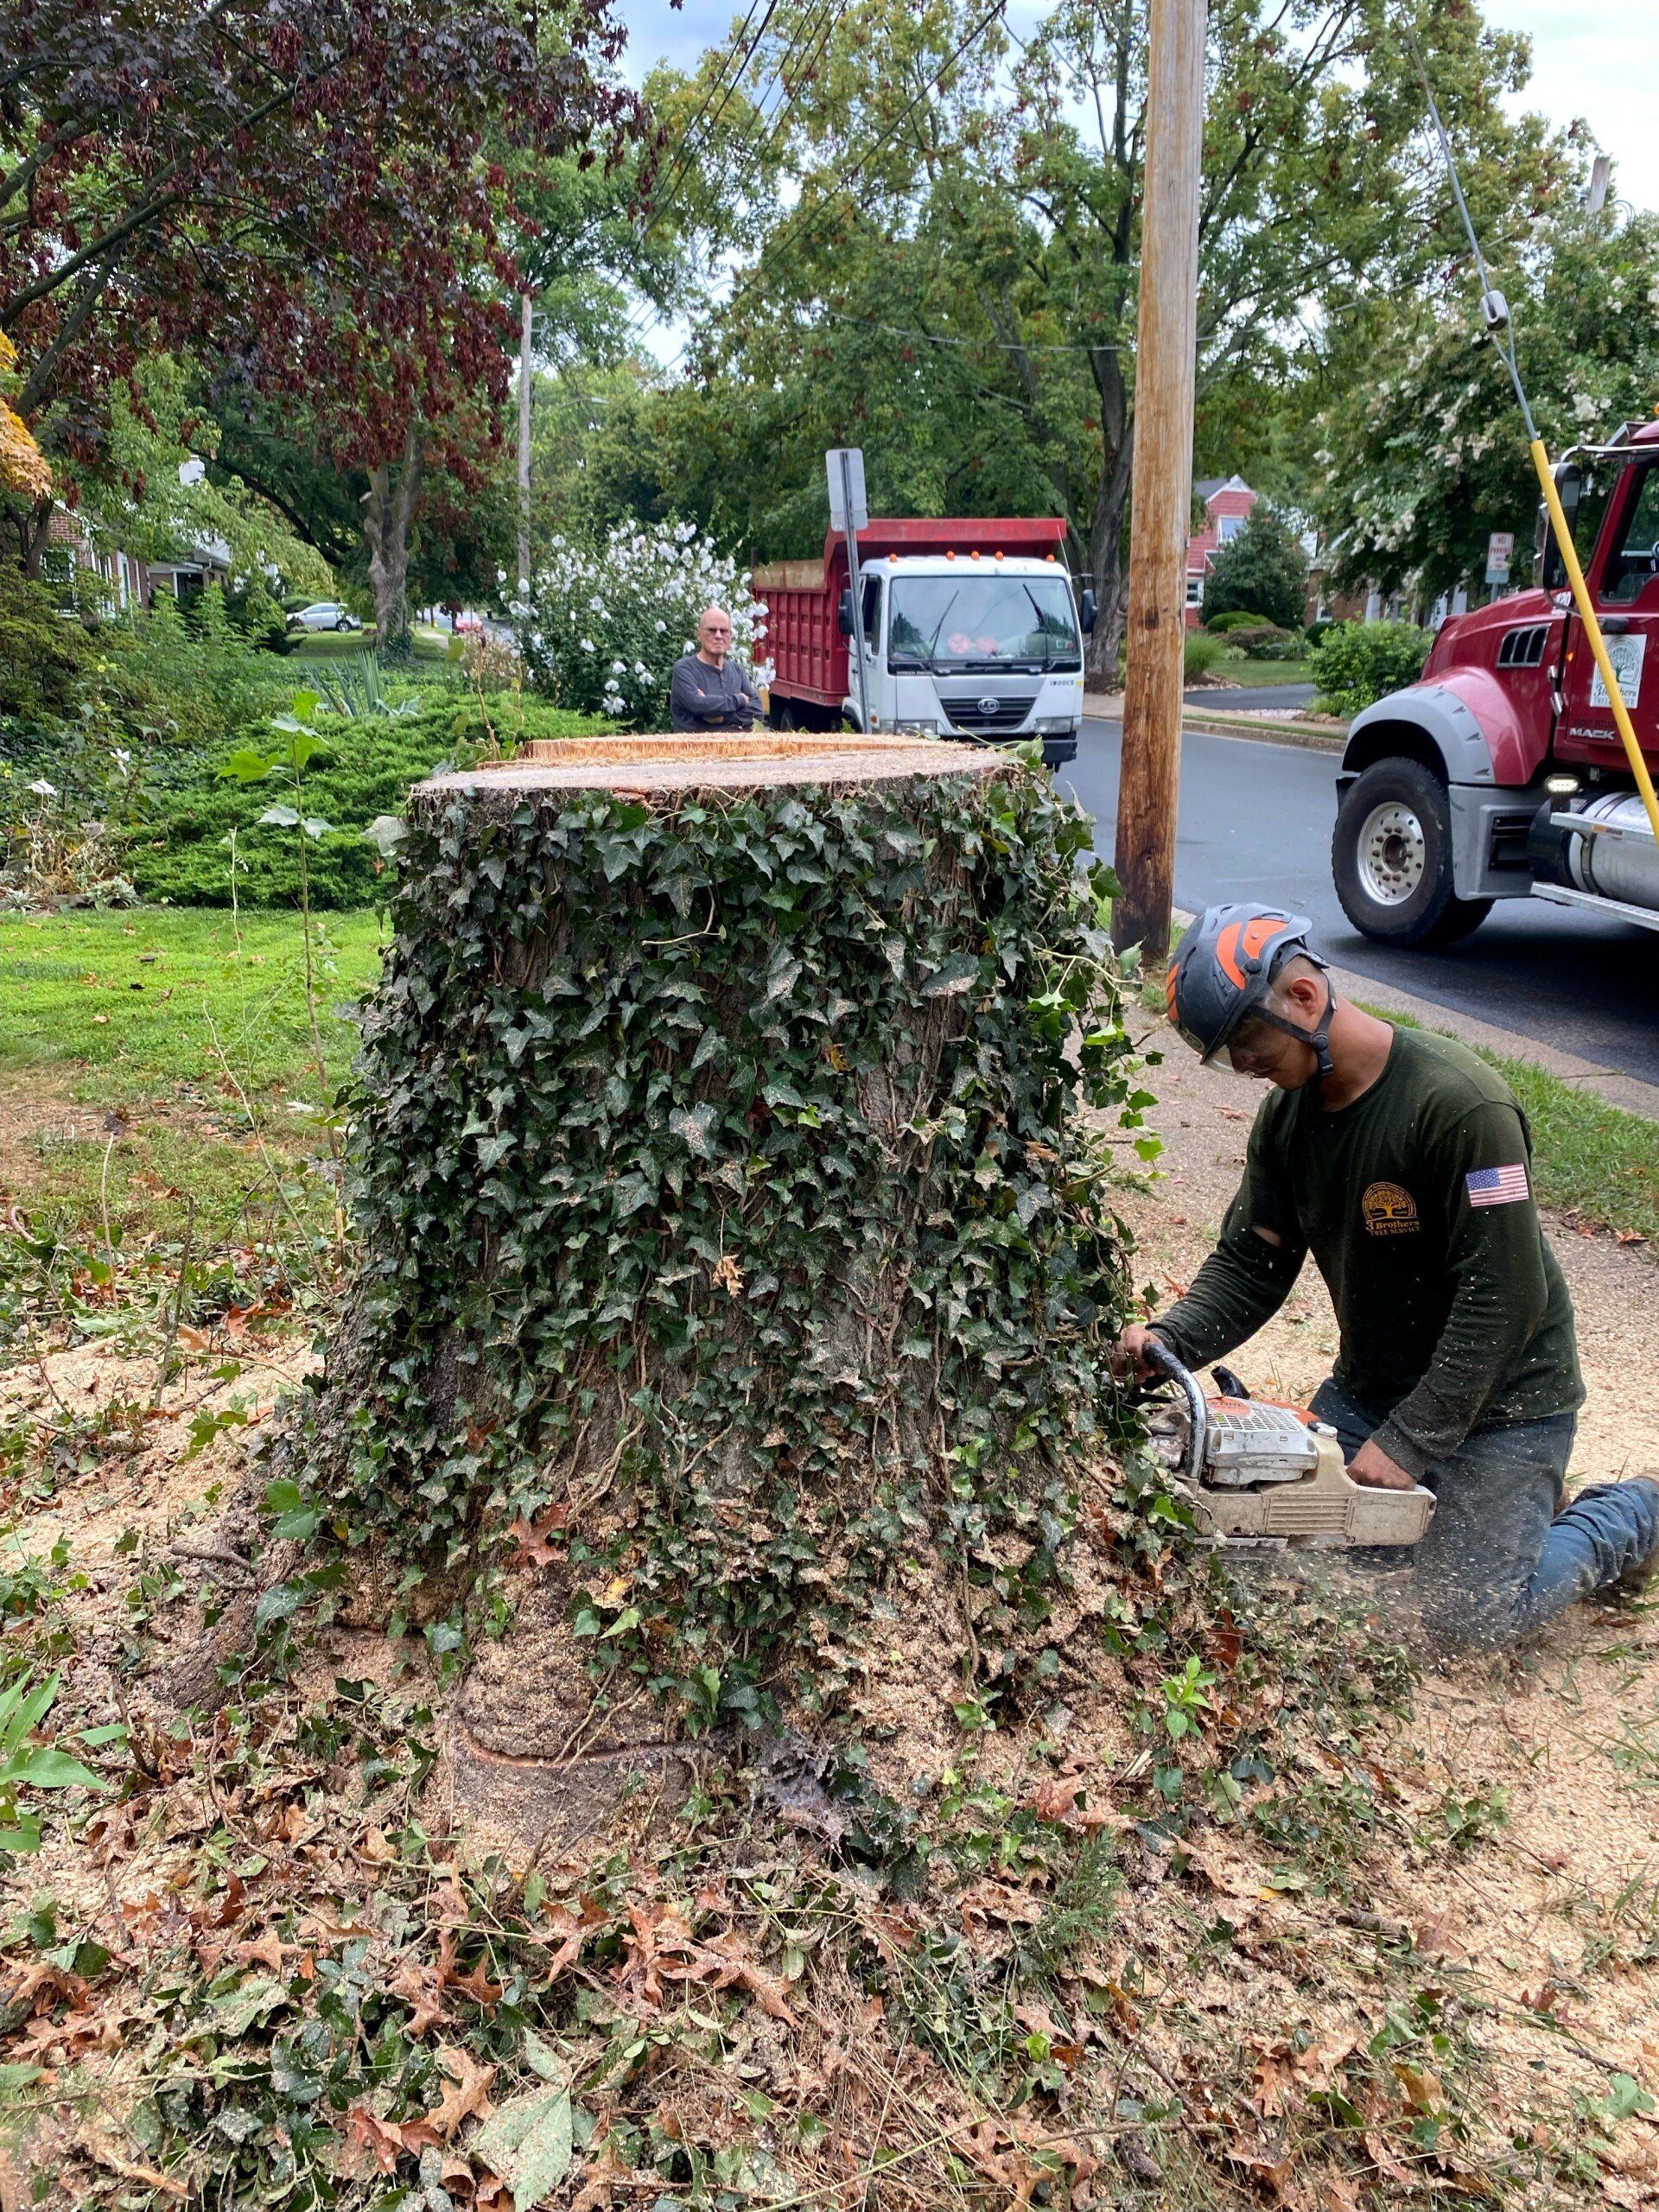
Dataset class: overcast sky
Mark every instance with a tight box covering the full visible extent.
[616,0,1657,212]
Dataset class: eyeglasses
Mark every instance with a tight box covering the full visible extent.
[702,624,732,635]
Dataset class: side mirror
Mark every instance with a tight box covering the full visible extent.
[1080,588,1098,636]
[1536,502,1565,589]
[1540,463,1581,590]
[837,588,855,638]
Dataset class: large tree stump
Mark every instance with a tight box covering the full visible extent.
[281,734,1135,1839]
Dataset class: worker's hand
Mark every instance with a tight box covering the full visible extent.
[1348,1438,1417,1491]
[1111,1324,1163,1380]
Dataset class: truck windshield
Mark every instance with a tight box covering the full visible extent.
[888,575,1081,672]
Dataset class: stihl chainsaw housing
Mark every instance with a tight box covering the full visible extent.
[1141,1340,1435,1551]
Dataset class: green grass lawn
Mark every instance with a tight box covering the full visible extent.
[0,909,388,1256]
[289,628,458,663]
[0,907,386,1097]
[1208,658,1314,688]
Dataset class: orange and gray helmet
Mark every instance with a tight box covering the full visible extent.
[1166,904,1333,1077]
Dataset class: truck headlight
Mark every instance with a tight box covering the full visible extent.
[1033,715,1076,735]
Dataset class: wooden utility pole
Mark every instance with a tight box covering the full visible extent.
[517,295,533,587]
[1113,0,1206,962]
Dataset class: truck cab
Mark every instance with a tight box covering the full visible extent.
[753,518,1092,769]
[1332,418,1659,945]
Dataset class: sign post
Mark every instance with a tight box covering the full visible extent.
[827,447,873,733]
[1484,531,1514,589]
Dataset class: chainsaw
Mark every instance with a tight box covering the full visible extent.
[1139,1338,1436,1550]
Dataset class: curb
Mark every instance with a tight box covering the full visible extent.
[1083,703,1347,753]
[1179,713,1346,753]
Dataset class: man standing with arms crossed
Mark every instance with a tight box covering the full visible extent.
[670,607,763,734]
[1117,902,1659,1648]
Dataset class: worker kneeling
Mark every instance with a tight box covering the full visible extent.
[1117,902,1659,1649]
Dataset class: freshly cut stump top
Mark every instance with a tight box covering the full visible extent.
[419,731,1010,800]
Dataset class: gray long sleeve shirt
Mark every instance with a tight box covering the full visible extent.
[670,653,760,732]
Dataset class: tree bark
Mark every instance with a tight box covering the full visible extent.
[361,423,424,650]
[18,496,52,578]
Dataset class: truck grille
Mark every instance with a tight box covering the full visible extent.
[941,694,1038,734]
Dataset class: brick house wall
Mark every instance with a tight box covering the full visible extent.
[1185,476,1257,628]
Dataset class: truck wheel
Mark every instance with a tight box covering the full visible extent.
[1332,759,1493,949]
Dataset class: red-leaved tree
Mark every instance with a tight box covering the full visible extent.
[0,0,645,632]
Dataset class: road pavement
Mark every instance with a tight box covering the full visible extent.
[1065,715,1659,1086]
[1180,682,1319,714]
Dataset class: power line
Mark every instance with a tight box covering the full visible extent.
[620,0,842,354]
[638,0,773,245]
[662,0,1011,373]
[814,305,1117,353]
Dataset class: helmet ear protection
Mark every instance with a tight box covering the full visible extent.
[1166,904,1334,1081]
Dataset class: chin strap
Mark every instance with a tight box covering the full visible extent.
[1257,976,1336,1084]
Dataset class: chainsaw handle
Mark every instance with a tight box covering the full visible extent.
[1141,1334,1208,1487]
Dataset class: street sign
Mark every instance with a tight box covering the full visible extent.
[826,448,868,533]
[1485,531,1514,587]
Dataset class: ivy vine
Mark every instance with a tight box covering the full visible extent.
[285,758,1148,1716]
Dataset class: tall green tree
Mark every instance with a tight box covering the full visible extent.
[1310,200,1659,607]
[651,0,1575,675]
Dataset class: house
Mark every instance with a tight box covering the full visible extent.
[1185,475,1257,626]
[42,503,233,611]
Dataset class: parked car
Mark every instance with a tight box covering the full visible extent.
[288,601,362,632]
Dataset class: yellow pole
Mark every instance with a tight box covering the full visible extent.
[1530,435,1659,842]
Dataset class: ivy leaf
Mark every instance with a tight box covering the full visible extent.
[475,1133,516,1170]
[363,815,407,855]
[921,951,981,999]
[668,1103,718,1157]
[473,2085,573,2202]
[765,952,802,1002]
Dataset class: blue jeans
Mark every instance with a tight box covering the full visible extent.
[1310,1377,1659,1650]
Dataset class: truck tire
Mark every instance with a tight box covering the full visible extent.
[1332,759,1493,949]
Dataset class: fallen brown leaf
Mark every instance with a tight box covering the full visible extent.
[79,2130,188,2200]
[423,2044,495,2139]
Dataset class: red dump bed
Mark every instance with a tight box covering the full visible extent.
[753,518,1068,708]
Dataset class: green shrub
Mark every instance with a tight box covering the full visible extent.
[1305,618,1337,649]
[124,694,613,909]
[1308,620,1430,718]
[0,568,92,726]
[1184,630,1225,682]
[1205,608,1268,635]
[1210,620,1292,657]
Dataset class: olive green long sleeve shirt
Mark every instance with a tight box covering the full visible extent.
[1151,1030,1582,1478]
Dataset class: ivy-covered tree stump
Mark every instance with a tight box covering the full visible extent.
[285,734,1139,1840]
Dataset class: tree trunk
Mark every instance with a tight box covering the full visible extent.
[277,735,1135,1841]
[361,423,423,650]
[1085,337,1135,685]
[18,496,52,579]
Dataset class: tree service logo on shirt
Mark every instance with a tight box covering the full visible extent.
[1362,1180,1420,1236]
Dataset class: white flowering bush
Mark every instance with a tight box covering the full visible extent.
[506,520,772,731]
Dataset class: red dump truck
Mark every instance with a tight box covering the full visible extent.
[1332,417,1659,945]
[751,517,1096,769]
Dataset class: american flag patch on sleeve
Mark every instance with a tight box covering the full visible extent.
[1466,1164,1530,1208]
